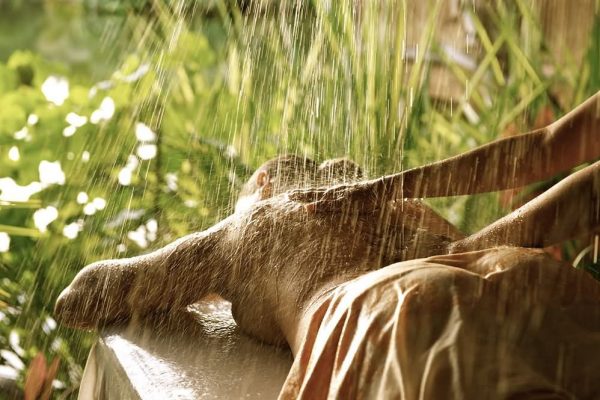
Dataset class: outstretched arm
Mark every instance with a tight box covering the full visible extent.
[397,90,600,197]
[449,160,600,252]
[289,91,600,209]
[55,218,231,329]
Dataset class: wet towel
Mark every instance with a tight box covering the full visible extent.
[280,247,600,400]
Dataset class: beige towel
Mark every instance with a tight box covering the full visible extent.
[281,247,600,400]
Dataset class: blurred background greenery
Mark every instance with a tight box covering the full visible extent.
[0,0,599,398]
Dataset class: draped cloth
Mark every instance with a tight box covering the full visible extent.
[279,247,600,400]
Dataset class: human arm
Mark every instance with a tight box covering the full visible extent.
[55,219,230,329]
[289,91,600,209]
[449,160,600,252]
[397,90,600,197]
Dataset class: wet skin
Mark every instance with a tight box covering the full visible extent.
[55,193,462,347]
[56,91,600,350]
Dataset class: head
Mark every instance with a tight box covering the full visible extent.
[234,154,363,213]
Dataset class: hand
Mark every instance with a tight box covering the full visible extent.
[55,260,136,329]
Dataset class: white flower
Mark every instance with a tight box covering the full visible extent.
[62,222,80,239]
[225,145,238,158]
[41,76,69,106]
[8,146,20,162]
[65,112,87,128]
[0,178,42,202]
[9,331,24,357]
[82,151,90,162]
[135,122,157,142]
[146,219,157,233]
[90,97,115,124]
[62,125,76,137]
[165,173,178,191]
[127,225,148,248]
[39,160,65,186]
[118,155,141,186]
[83,203,96,215]
[146,219,157,242]
[33,206,59,233]
[126,155,139,169]
[118,63,150,83]
[184,199,198,208]
[76,192,89,204]
[136,144,157,160]
[0,365,17,381]
[27,114,39,125]
[0,350,24,371]
[118,167,133,186]
[42,317,57,334]
[0,232,10,253]
[13,127,30,141]
[92,197,106,210]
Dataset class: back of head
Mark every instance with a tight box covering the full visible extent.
[238,155,320,199]
[317,158,363,185]
[235,154,364,213]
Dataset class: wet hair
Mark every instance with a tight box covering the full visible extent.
[239,154,364,200]
[317,157,363,185]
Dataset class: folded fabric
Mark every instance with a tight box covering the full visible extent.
[280,247,600,400]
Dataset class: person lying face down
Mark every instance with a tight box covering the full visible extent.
[55,92,600,398]
[55,154,464,346]
[53,152,600,400]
